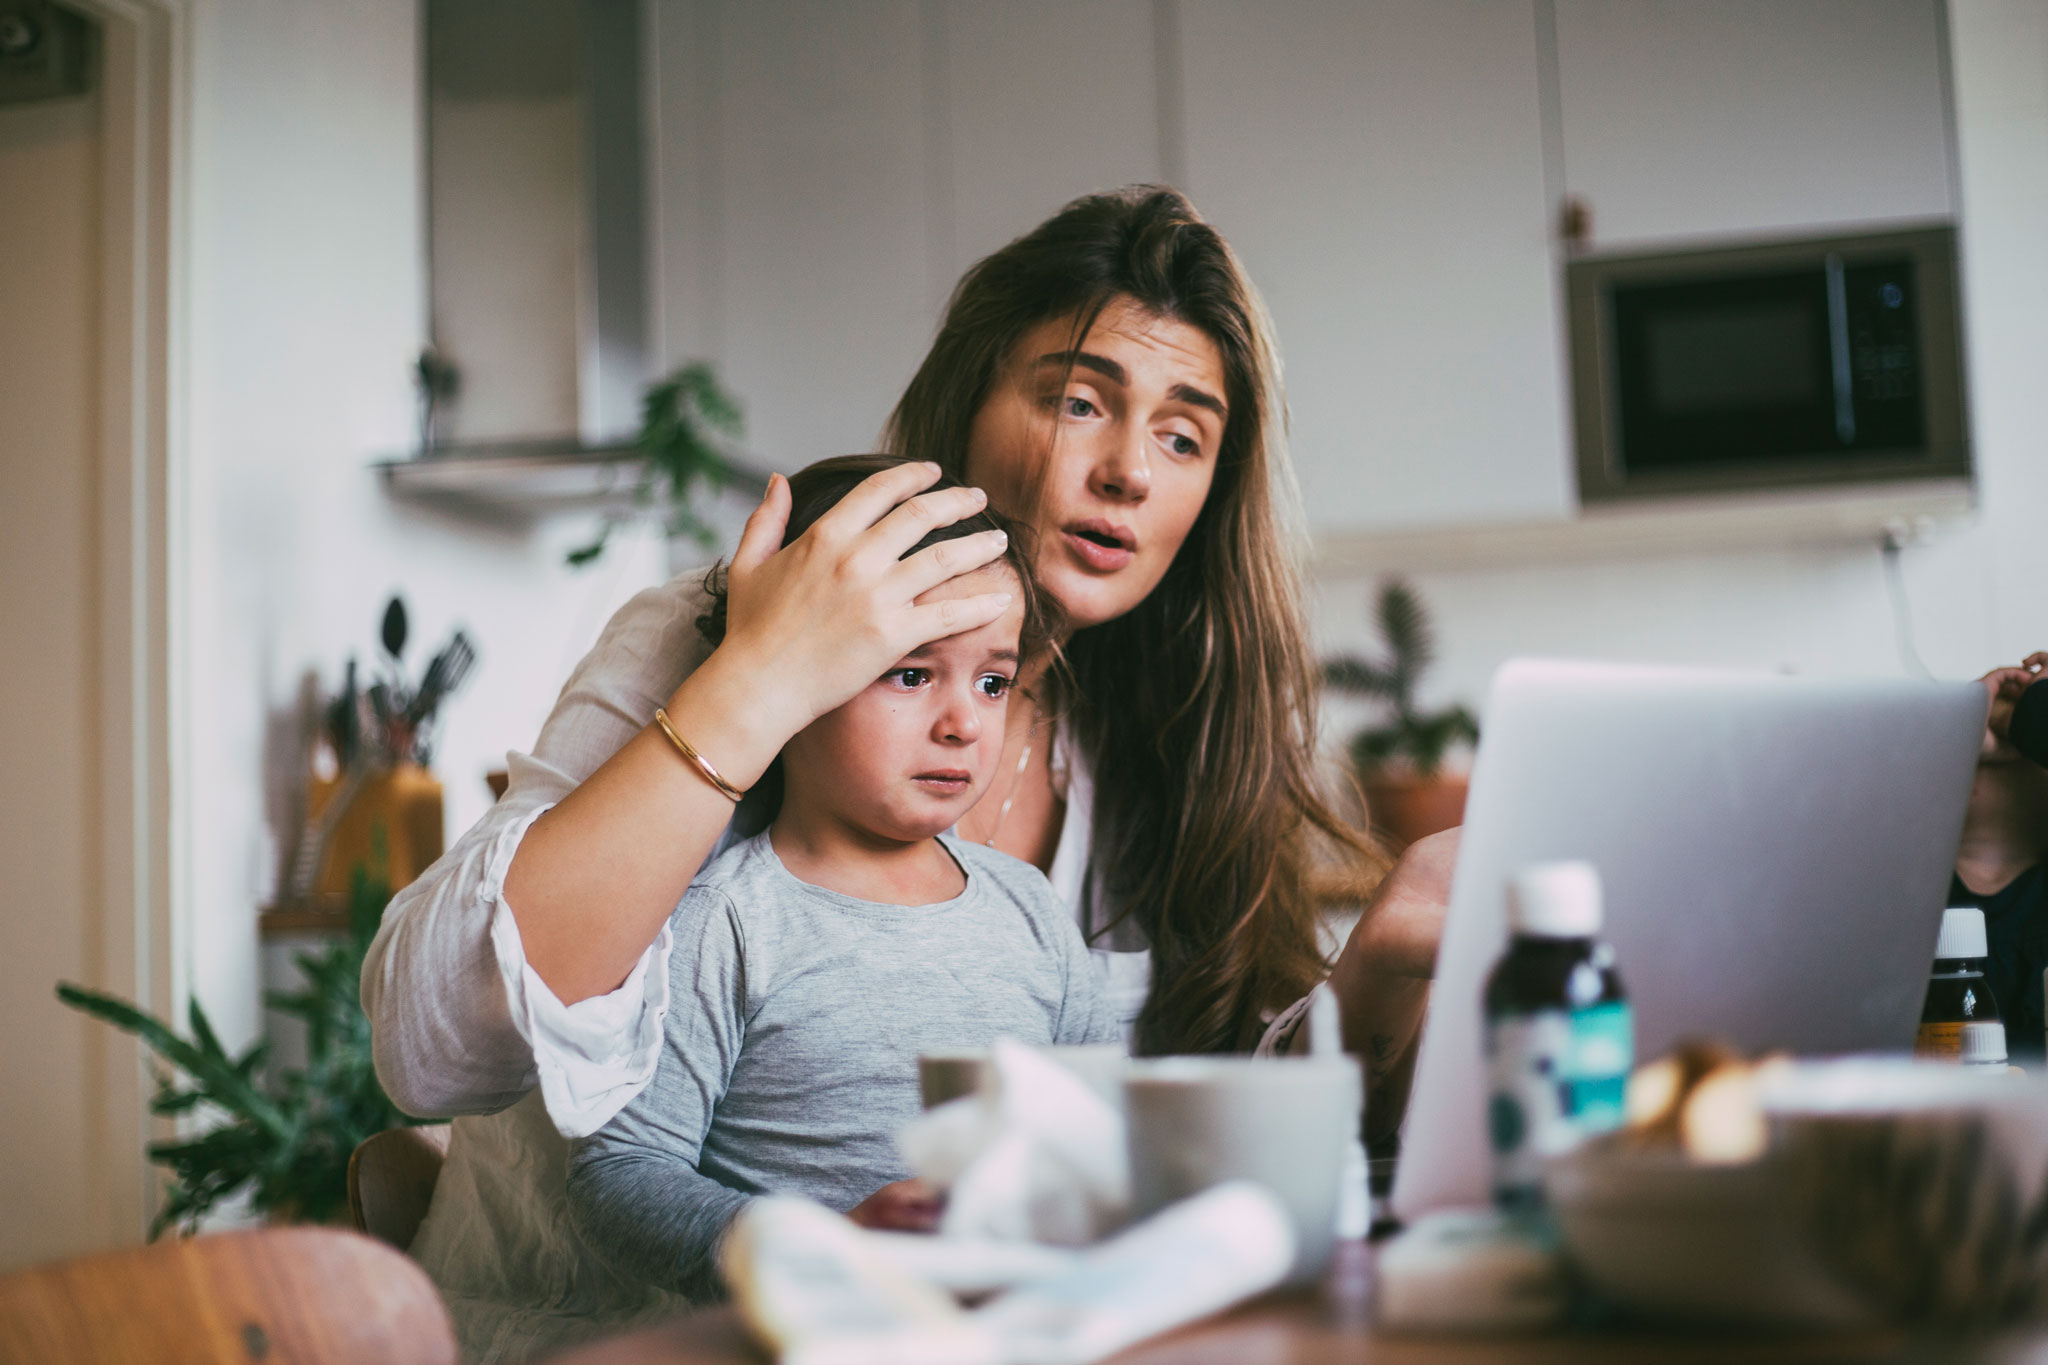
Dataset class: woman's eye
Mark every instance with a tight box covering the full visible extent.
[1165,432,1200,457]
[976,674,1014,700]
[886,668,931,690]
[1063,395,1098,419]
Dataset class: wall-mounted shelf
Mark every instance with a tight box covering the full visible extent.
[1312,479,1976,577]
[377,439,770,518]
[378,439,644,515]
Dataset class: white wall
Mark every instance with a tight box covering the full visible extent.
[182,0,667,1055]
[1315,0,2048,746]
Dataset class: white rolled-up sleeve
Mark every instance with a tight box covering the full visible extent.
[363,573,722,1132]
[485,809,675,1137]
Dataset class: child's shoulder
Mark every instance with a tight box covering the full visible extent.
[673,831,776,915]
[944,837,1067,920]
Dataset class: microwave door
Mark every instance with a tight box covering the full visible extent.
[1825,253,1855,447]
[1611,267,1841,473]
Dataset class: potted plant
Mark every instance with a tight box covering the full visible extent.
[1322,577,1479,848]
[289,595,476,905]
[568,361,743,567]
[57,870,433,1235]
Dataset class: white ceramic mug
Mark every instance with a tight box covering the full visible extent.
[1123,1055,1362,1281]
[918,1043,1130,1109]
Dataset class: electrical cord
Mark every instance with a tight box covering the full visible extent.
[1878,528,1933,679]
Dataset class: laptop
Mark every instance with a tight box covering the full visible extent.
[1392,658,1988,1218]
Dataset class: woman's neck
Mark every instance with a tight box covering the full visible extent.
[1955,759,2048,897]
[767,806,965,906]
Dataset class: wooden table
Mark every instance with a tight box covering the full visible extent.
[548,1241,1973,1365]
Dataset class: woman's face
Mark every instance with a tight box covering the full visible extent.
[965,298,1228,632]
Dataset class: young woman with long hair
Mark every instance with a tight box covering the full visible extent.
[364,186,1450,1360]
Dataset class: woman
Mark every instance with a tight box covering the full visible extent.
[365,186,1451,1358]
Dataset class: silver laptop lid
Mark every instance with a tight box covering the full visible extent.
[1392,658,1986,1218]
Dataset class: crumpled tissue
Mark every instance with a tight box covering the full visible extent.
[896,1038,1129,1246]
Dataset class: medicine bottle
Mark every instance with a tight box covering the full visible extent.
[1483,861,1633,1213]
[1916,906,2006,1067]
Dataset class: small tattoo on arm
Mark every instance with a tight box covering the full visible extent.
[1366,1033,1396,1084]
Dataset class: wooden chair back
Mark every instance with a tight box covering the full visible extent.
[348,1124,452,1251]
[0,1225,456,1365]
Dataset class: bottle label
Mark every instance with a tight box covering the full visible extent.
[1915,1019,2007,1065]
[1487,1001,1634,1206]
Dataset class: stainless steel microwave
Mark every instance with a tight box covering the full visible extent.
[1567,225,1970,503]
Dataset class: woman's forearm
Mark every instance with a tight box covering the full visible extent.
[1342,971,1428,1144]
[1326,827,1455,1140]
[505,648,802,1004]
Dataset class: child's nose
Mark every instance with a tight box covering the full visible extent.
[936,687,982,745]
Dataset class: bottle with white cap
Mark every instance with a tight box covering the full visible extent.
[1483,861,1633,1213]
[1915,907,2006,1067]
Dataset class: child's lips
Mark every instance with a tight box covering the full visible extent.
[913,770,972,792]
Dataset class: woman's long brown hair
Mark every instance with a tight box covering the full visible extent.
[884,186,1390,1055]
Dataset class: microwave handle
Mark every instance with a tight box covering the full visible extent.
[1825,253,1855,446]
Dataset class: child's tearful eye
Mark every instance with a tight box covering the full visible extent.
[884,668,932,691]
[976,673,1014,700]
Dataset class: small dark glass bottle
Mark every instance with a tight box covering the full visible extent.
[1916,906,2007,1067]
[1484,862,1632,1213]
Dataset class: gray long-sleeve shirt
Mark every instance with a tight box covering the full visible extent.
[565,830,1119,1302]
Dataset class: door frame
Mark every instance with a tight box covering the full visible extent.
[66,0,184,1245]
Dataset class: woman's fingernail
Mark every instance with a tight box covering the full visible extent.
[990,530,1008,546]
[969,486,988,502]
[923,461,942,474]
[994,593,1014,608]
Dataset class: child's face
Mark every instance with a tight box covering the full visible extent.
[779,566,1028,843]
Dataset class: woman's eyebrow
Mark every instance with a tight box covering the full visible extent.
[1033,351,1225,420]
[1168,382,1227,421]
[1034,350,1126,384]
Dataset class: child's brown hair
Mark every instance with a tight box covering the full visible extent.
[696,453,1060,661]
[697,454,1061,831]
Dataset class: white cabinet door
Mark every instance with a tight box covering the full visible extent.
[653,0,937,467]
[1181,0,1569,534]
[941,1,1162,280]
[1553,0,1955,249]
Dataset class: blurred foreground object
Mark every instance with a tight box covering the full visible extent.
[1550,1055,2048,1327]
[0,1226,455,1365]
[720,1182,1292,1365]
[1374,1208,1567,1334]
[1322,577,1477,847]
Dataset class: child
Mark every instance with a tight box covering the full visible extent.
[565,455,1119,1303]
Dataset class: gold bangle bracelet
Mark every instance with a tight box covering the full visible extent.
[652,706,746,803]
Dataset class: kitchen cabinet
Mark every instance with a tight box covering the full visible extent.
[653,0,938,467]
[1551,0,1955,249]
[939,2,1163,281]
[647,0,1962,545]
[1180,0,1571,535]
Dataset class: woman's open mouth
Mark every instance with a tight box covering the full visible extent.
[1062,521,1137,572]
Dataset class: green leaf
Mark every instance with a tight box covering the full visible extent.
[573,363,743,569]
[1375,578,1433,711]
[55,870,421,1236]
[1323,656,1399,699]
[565,528,613,567]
